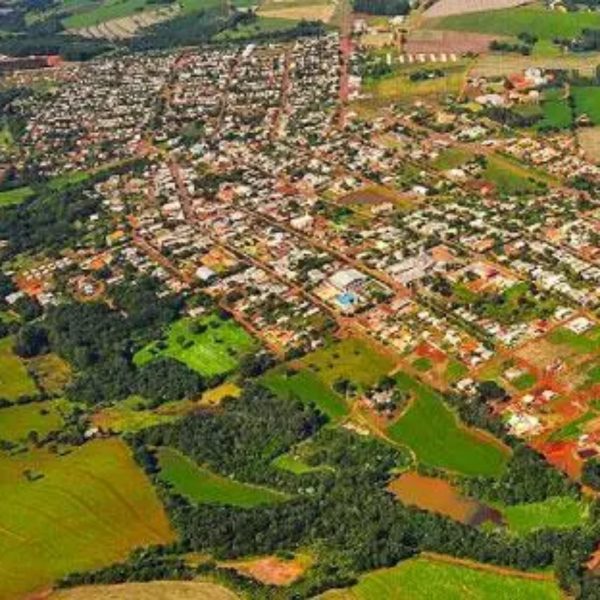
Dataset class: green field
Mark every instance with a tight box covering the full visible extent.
[215,16,296,40]
[549,325,600,354]
[321,557,562,600]
[262,367,349,422]
[388,373,508,477]
[158,447,288,507]
[501,496,587,535]
[272,452,325,475]
[572,86,600,126]
[0,399,67,443]
[429,6,600,41]
[0,186,34,207]
[483,154,554,195]
[433,147,474,171]
[63,0,155,28]
[0,337,39,402]
[299,337,395,390]
[537,88,573,130]
[134,314,256,377]
[0,438,174,599]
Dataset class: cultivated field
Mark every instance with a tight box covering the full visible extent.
[0,438,174,599]
[258,0,335,22]
[501,496,588,534]
[471,53,600,78]
[578,126,600,164]
[221,554,312,586]
[0,186,34,207]
[0,337,39,401]
[158,447,288,507]
[428,5,600,40]
[134,314,256,377]
[423,0,533,19]
[50,581,240,600]
[320,556,562,599]
[388,373,509,476]
[27,353,72,395]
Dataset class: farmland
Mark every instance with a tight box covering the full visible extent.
[572,86,600,126]
[50,581,240,600]
[0,337,39,402]
[320,556,562,600]
[157,447,288,507]
[483,154,556,195]
[0,398,66,443]
[387,373,509,476]
[0,438,174,599]
[134,314,256,377]
[428,5,600,41]
[0,186,34,207]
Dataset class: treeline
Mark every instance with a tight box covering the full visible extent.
[18,278,207,406]
[353,0,410,15]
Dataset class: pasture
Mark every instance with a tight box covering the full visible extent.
[27,353,72,395]
[134,314,256,377]
[387,373,509,477]
[428,5,600,41]
[483,154,555,195]
[572,86,600,126]
[0,438,174,599]
[158,447,288,507]
[320,556,562,600]
[0,398,66,443]
[0,337,39,402]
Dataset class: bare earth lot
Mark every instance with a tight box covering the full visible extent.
[423,0,533,19]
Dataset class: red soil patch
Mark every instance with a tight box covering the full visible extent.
[222,556,310,586]
[415,341,447,364]
[536,439,581,479]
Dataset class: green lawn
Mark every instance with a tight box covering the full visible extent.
[158,447,288,508]
[320,556,562,600]
[134,314,257,377]
[0,399,66,443]
[537,88,573,130]
[262,367,349,422]
[0,438,174,599]
[0,186,34,207]
[433,147,474,171]
[429,6,600,41]
[272,452,325,475]
[388,373,508,477]
[572,86,600,126]
[512,372,537,392]
[0,337,39,402]
[501,496,588,535]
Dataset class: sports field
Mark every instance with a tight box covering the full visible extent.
[429,5,600,41]
[320,556,562,600]
[0,438,174,599]
[387,373,509,477]
[0,398,66,443]
[0,337,38,401]
[158,447,288,507]
[134,314,256,377]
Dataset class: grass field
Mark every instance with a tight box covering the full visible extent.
[0,337,39,402]
[549,325,600,354]
[501,496,587,535]
[483,154,555,195]
[433,147,474,170]
[0,438,174,599]
[0,399,67,443]
[387,373,508,477]
[51,581,240,600]
[215,16,297,40]
[262,367,349,422]
[572,86,600,126]
[158,447,288,507]
[272,452,326,475]
[299,337,396,391]
[429,5,600,41]
[134,314,256,377]
[0,186,34,207]
[320,556,562,600]
[64,0,155,28]
[537,90,573,130]
[27,353,72,395]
